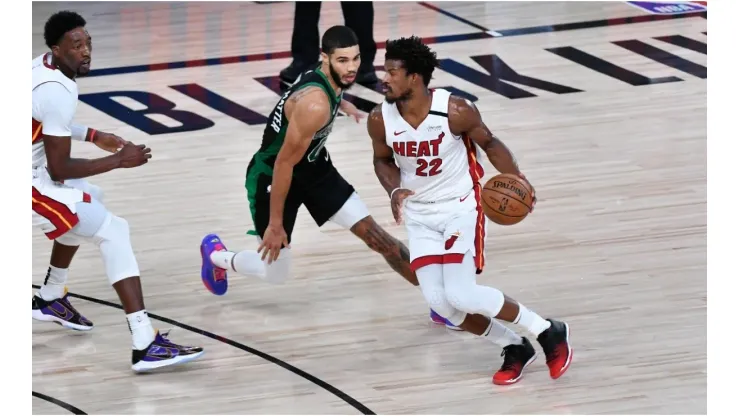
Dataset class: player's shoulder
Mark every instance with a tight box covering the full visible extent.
[289,85,330,108]
[447,94,477,116]
[287,86,331,128]
[367,103,386,138]
[33,59,77,100]
[447,94,480,129]
[369,103,385,122]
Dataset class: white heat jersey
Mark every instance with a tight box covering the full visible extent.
[381,88,485,203]
[32,53,79,171]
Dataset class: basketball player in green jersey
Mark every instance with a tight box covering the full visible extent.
[198,26,418,293]
[198,26,507,348]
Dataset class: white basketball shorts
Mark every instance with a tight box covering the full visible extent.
[32,167,100,240]
[404,186,488,274]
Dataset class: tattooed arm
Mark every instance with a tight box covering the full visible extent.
[258,87,329,263]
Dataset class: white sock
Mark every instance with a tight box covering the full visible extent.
[38,266,68,301]
[211,250,266,277]
[483,319,523,347]
[514,303,551,337]
[210,250,235,269]
[126,310,156,350]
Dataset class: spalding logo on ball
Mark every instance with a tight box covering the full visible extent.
[481,173,534,226]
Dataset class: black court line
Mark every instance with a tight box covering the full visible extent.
[82,7,706,78]
[31,285,375,415]
[32,391,87,415]
[417,2,491,32]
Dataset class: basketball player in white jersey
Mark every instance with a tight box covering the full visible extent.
[367,36,573,385]
[32,11,203,371]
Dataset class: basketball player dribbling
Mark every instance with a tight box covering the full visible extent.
[32,11,204,372]
[367,36,573,385]
[199,26,466,324]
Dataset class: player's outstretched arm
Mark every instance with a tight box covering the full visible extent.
[367,105,400,196]
[269,88,329,226]
[448,96,521,176]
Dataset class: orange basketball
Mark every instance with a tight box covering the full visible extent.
[481,173,534,226]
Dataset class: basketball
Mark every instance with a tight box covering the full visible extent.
[481,173,534,225]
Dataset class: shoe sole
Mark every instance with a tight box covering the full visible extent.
[132,350,205,373]
[429,316,464,331]
[200,234,227,296]
[492,352,538,386]
[32,309,93,331]
[551,322,573,380]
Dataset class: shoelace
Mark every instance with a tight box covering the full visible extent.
[499,345,523,371]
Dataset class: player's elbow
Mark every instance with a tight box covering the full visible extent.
[45,162,66,182]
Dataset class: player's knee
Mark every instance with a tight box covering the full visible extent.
[263,249,292,284]
[444,278,478,313]
[330,192,371,230]
[55,232,83,247]
[93,215,140,285]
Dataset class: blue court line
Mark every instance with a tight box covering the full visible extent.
[82,8,706,78]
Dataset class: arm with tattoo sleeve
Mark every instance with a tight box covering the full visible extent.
[271,88,328,225]
[258,87,329,263]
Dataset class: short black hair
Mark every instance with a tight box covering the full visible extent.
[44,11,86,48]
[384,36,439,86]
[321,25,359,55]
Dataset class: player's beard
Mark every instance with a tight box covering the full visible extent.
[384,87,413,104]
[329,62,355,90]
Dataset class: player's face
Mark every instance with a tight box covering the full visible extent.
[325,46,360,90]
[382,60,413,104]
[54,27,92,76]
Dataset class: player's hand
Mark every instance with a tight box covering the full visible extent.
[94,131,129,153]
[258,223,290,264]
[516,172,537,212]
[340,99,365,123]
[116,142,152,168]
[390,188,414,225]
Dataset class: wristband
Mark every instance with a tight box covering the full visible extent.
[390,187,401,200]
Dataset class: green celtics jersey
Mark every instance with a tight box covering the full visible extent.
[252,67,343,175]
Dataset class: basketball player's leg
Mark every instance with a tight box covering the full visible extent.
[298,162,417,285]
[36,179,104,311]
[32,185,94,331]
[201,169,301,293]
[64,195,204,371]
[440,203,573,380]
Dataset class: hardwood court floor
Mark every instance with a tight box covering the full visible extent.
[32,1,707,414]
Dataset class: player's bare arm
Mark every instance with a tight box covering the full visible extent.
[448,96,521,175]
[44,134,151,182]
[70,123,130,153]
[259,87,330,263]
[367,104,414,224]
[356,104,418,285]
[448,96,536,204]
